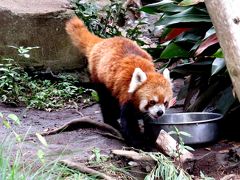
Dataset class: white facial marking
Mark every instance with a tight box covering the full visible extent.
[128,68,147,93]
[153,96,158,102]
[139,99,148,112]
[148,104,165,118]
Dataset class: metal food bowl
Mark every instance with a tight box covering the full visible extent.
[145,112,223,145]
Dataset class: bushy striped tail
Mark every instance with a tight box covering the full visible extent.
[65,16,102,57]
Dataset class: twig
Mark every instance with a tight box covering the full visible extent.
[75,110,84,117]
[40,116,122,139]
[59,159,115,180]
[111,150,154,162]
[72,101,84,116]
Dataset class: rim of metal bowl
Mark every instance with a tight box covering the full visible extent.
[148,112,223,125]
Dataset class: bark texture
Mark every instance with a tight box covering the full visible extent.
[205,0,240,100]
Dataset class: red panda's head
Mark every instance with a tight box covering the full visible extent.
[128,68,173,119]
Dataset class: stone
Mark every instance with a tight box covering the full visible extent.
[0,0,87,72]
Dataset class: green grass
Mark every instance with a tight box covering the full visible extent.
[0,136,99,180]
[0,112,98,180]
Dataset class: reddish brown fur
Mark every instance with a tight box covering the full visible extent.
[65,17,172,107]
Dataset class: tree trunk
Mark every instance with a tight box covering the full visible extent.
[205,0,240,100]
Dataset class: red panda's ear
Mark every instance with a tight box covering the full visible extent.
[163,68,171,82]
[163,68,172,87]
[128,68,147,93]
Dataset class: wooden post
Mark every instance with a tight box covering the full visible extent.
[205,0,240,100]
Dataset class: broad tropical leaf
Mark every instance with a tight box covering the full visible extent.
[160,28,192,42]
[178,0,204,6]
[214,87,235,115]
[203,26,216,39]
[213,48,224,58]
[160,42,190,58]
[211,58,225,75]
[156,7,211,28]
[195,34,218,56]
[173,61,212,75]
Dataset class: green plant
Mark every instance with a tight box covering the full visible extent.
[0,143,97,180]
[144,152,192,180]
[87,148,136,179]
[0,58,31,106]
[0,46,98,110]
[73,0,123,38]
[0,112,98,180]
[168,126,194,164]
[89,147,109,164]
[8,45,39,59]
[0,112,21,142]
[72,0,147,45]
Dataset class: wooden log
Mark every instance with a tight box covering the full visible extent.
[205,0,240,100]
[155,130,194,163]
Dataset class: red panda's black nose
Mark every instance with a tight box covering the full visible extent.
[157,110,163,117]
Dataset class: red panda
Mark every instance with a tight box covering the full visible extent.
[65,16,173,147]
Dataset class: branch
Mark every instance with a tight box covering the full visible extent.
[59,159,115,180]
[40,116,122,139]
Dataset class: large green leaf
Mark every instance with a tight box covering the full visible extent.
[156,7,211,27]
[172,61,213,75]
[139,6,159,14]
[174,29,203,43]
[178,0,204,6]
[195,34,218,56]
[203,26,216,40]
[214,87,235,115]
[140,0,189,14]
[153,3,189,14]
[191,26,217,56]
[160,42,190,59]
[161,29,205,58]
[143,0,174,6]
[212,48,224,58]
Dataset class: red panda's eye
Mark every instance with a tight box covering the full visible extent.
[164,101,169,107]
[149,100,156,106]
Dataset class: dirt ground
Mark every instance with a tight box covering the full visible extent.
[1,80,240,179]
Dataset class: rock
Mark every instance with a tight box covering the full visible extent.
[0,0,87,72]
